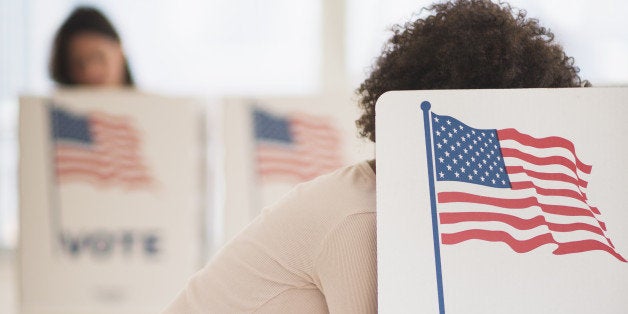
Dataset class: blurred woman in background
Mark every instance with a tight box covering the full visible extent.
[49,6,134,86]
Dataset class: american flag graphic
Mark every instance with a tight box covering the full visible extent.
[431,112,625,262]
[50,106,152,188]
[253,107,343,182]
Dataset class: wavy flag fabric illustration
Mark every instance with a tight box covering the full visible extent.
[430,111,625,262]
[253,107,343,182]
[50,106,152,188]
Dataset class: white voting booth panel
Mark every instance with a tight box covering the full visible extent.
[376,88,628,313]
[19,90,206,314]
[216,94,374,248]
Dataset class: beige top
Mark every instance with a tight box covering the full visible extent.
[162,161,377,313]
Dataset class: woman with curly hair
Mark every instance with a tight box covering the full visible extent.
[356,0,587,143]
[163,1,586,313]
[50,6,134,86]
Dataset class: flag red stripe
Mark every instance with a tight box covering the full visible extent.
[291,115,336,129]
[92,132,140,144]
[56,150,145,163]
[56,152,147,169]
[90,114,136,129]
[56,162,146,173]
[438,192,594,217]
[553,240,626,262]
[439,212,608,238]
[56,156,150,175]
[258,163,335,175]
[57,135,140,148]
[498,128,592,173]
[442,230,625,261]
[509,180,601,216]
[57,175,151,189]
[257,145,341,160]
[256,155,341,170]
[56,163,150,175]
[257,157,341,173]
[510,181,585,202]
[293,126,339,139]
[257,159,341,171]
[258,151,340,179]
[441,230,555,253]
[57,169,151,182]
[501,147,588,176]
[505,165,588,188]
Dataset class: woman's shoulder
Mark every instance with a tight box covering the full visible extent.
[251,161,376,240]
[277,160,376,214]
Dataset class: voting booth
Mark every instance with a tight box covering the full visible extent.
[376,88,628,313]
[216,94,374,246]
[18,90,207,314]
[17,89,374,313]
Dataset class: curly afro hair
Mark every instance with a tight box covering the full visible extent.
[356,0,588,142]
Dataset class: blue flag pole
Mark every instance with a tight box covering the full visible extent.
[420,101,445,314]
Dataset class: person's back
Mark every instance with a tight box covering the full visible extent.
[165,162,377,312]
[163,1,587,312]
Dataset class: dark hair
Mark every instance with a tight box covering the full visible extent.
[49,6,134,86]
[356,0,588,142]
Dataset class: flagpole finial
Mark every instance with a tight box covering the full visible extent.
[421,101,431,111]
